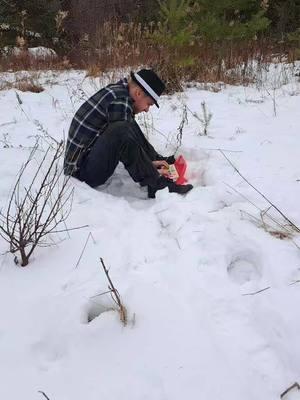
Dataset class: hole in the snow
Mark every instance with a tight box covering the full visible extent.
[83,298,114,324]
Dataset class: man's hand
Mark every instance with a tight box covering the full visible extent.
[152,160,170,176]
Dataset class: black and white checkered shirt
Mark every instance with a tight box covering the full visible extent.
[64,78,134,176]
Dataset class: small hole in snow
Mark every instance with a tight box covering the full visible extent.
[83,298,114,324]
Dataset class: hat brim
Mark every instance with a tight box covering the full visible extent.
[130,71,159,108]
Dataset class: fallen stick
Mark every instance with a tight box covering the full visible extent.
[242,286,271,296]
[280,382,300,398]
[38,391,51,400]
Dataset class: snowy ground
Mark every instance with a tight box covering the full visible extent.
[1,64,300,400]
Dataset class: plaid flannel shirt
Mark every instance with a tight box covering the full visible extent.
[64,78,134,176]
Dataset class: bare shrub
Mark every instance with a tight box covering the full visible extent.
[0,142,74,266]
[0,51,72,73]
[14,77,44,93]
[0,75,44,93]
[174,105,188,151]
[196,102,213,136]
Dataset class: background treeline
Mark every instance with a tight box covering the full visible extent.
[0,0,300,84]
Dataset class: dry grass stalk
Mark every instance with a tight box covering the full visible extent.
[240,209,293,241]
[86,64,103,78]
[220,150,300,234]
[100,258,127,326]
[75,232,96,268]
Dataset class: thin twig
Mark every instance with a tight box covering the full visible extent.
[288,280,300,286]
[242,286,271,296]
[49,224,89,234]
[280,382,300,399]
[38,391,51,400]
[199,147,242,153]
[75,232,96,269]
[175,237,181,250]
[90,290,113,298]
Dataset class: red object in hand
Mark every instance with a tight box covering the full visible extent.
[174,155,187,185]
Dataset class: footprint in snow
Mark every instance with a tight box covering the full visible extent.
[31,337,68,370]
[227,250,262,285]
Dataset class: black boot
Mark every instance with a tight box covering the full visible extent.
[148,177,193,199]
[147,177,170,198]
[168,181,193,195]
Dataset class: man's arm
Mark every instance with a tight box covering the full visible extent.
[131,120,175,163]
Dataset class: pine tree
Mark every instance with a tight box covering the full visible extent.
[191,0,270,41]
[266,0,300,38]
[0,0,62,46]
[152,0,194,47]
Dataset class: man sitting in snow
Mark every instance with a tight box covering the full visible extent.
[64,69,193,198]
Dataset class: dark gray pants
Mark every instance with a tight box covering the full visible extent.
[78,121,161,188]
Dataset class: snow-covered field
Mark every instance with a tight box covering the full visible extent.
[1,64,300,400]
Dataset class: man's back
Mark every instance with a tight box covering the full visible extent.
[64,78,133,176]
